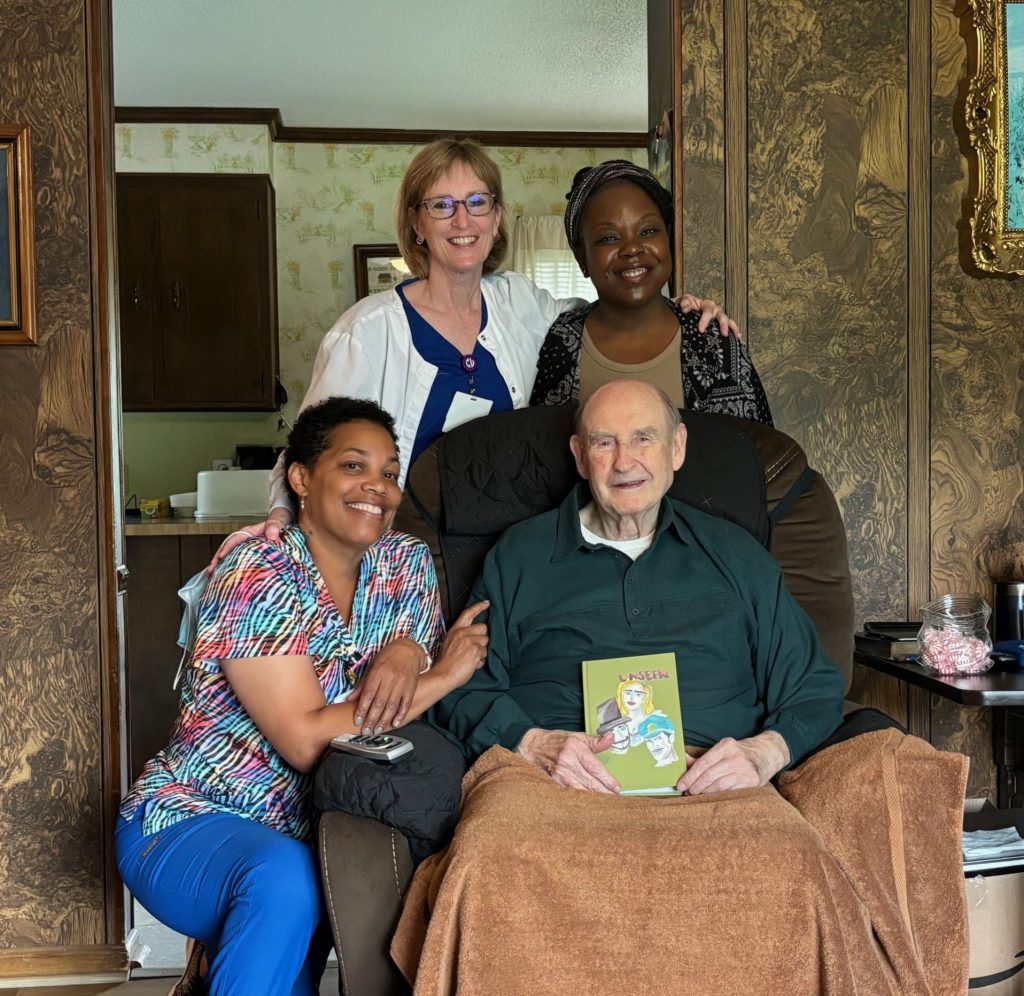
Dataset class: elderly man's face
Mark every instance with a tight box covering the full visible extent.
[571,382,686,524]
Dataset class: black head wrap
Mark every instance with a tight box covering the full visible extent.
[563,160,673,252]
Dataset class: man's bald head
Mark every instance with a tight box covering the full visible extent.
[570,379,687,527]
[575,380,681,439]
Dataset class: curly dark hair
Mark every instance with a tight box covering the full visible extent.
[283,397,398,504]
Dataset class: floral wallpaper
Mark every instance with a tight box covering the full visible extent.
[115,122,272,175]
[114,123,643,494]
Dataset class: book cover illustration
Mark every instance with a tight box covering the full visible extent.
[582,652,686,795]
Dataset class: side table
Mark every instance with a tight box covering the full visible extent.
[855,649,1024,807]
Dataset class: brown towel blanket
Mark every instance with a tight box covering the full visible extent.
[392,730,968,995]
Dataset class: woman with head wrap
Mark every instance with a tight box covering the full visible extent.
[529,160,773,425]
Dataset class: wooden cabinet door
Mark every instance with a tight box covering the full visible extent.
[124,535,225,782]
[118,173,278,411]
[116,179,160,408]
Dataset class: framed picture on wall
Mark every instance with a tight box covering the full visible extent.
[354,243,407,299]
[0,123,36,345]
[965,0,1024,273]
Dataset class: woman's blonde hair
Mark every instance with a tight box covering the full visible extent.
[395,138,508,279]
[616,680,654,716]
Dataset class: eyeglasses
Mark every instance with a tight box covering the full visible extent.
[415,192,498,219]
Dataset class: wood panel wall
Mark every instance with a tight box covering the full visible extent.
[0,0,123,976]
[928,2,1024,791]
[677,0,1024,800]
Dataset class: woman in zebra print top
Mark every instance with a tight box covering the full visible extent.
[116,397,488,995]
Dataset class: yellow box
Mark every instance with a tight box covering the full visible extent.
[139,497,170,519]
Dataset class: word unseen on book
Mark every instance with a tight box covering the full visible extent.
[582,652,687,795]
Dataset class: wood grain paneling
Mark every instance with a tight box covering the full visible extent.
[0,0,114,962]
[647,0,685,291]
[0,1,1018,974]
[723,0,748,335]
[926,0,1024,801]
[679,0,726,303]
[747,1,910,629]
[679,0,1022,800]
[849,662,908,727]
[0,944,126,978]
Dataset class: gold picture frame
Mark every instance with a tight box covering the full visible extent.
[0,123,36,345]
[965,0,1024,274]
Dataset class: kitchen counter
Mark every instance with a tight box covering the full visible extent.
[125,516,263,537]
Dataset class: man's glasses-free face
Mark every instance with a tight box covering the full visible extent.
[415,192,498,219]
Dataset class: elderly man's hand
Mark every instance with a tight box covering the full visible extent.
[675,731,790,795]
[517,728,620,794]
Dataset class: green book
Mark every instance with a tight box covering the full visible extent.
[582,652,687,795]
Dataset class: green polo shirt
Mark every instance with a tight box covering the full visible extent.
[434,484,844,767]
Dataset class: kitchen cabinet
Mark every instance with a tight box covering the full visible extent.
[117,173,278,411]
[125,523,257,780]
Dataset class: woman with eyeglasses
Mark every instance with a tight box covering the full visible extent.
[218,139,733,559]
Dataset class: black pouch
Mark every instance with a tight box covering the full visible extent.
[311,720,466,865]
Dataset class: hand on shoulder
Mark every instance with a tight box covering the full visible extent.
[206,507,293,574]
[677,293,742,340]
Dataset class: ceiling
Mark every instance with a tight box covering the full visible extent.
[112,0,648,133]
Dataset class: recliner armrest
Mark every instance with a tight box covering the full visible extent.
[318,811,414,996]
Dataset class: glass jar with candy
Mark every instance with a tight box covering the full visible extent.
[918,594,993,675]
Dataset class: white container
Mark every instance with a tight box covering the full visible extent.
[195,469,271,519]
[169,491,198,519]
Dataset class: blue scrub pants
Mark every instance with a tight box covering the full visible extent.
[116,810,331,996]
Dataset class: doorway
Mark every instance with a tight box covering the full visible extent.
[104,0,665,976]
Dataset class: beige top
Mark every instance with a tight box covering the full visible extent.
[578,325,685,406]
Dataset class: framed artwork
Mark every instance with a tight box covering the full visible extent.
[964,0,1024,273]
[0,124,36,345]
[354,243,406,299]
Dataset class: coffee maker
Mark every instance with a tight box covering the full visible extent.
[993,580,1024,664]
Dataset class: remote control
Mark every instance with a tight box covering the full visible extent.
[330,732,414,762]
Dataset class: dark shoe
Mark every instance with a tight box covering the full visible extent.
[167,938,206,995]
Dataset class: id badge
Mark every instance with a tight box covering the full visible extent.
[442,391,493,433]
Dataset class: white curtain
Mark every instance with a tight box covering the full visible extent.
[509,215,596,300]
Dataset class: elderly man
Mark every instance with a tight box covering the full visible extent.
[435,378,845,788]
[393,380,969,995]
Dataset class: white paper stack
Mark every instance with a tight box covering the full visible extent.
[963,826,1024,871]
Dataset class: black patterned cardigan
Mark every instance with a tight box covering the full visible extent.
[528,299,774,427]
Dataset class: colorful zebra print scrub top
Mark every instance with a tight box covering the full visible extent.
[119,525,445,843]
